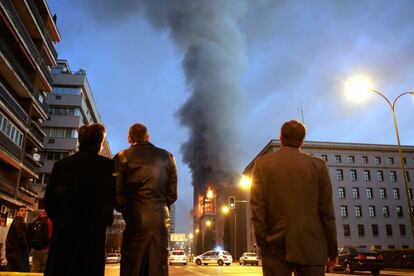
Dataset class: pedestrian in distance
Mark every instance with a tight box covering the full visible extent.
[250,120,338,276]
[44,124,115,276]
[29,210,52,272]
[5,205,29,272]
[115,123,178,276]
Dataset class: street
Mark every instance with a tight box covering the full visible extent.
[105,263,414,276]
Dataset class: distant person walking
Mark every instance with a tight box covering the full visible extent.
[250,120,338,276]
[44,124,115,276]
[115,123,177,276]
[5,205,29,272]
[29,210,52,272]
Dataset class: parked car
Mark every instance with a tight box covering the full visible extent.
[239,252,259,265]
[169,250,187,265]
[336,246,384,275]
[106,252,121,264]
[194,250,232,266]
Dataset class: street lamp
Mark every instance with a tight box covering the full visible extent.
[222,205,237,259]
[205,220,212,227]
[239,175,252,190]
[345,76,414,239]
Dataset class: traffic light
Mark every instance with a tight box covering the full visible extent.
[228,196,235,209]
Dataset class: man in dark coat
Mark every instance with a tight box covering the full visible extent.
[44,124,115,276]
[6,205,29,272]
[114,123,178,276]
[250,120,338,276]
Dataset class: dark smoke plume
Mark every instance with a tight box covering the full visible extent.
[83,0,248,191]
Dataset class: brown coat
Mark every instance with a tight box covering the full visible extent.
[250,146,337,265]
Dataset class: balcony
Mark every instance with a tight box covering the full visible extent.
[0,131,22,159]
[26,0,57,60]
[18,186,36,206]
[0,83,29,124]
[22,152,42,178]
[0,175,16,197]
[1,0,52,90]
[28,119,45,146]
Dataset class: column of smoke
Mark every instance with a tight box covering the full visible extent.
[141,1,247,195]
[85,0,247,194]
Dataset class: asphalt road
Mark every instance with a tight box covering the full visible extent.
[105,263,414,276]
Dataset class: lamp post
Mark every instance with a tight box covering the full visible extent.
[222,205,236,258]
[345,76,414,239]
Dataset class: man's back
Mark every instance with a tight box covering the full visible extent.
[251,146,337,265]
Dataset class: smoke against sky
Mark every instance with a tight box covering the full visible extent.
[49,0,414,232]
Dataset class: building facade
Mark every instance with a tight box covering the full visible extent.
[244,140,414,249]
[32,60,111,205]
[0,0,59,259]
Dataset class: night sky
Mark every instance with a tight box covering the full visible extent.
[48,0,414,233]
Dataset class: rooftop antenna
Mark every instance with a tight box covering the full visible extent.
[297,102,305,124]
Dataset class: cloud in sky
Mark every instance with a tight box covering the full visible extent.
[49,0,414,232]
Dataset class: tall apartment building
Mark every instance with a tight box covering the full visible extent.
[244,140,414,249]
[0,0,59,257]
[32,59,112,206]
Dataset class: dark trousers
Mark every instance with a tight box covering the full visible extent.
[261,247,325,276]
[6,250,30,272]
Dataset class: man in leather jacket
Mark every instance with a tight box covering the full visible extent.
[115,123,178,276]
[6,205,29,272]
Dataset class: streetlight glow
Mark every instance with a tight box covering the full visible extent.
[221,205,229,214]
[188,233,193,239]
[344,75,373,104]
[195,228,200,234]
[206,220,212,227]
[239,175,252,190]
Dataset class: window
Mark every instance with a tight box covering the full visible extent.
[405,171,410,182]
[336,169,344,181]
[386,224,393,236]
[343,224,350,237]
[368,206,376,217]
[340,206,348,217]
[350,170,357,181]
[348,156,355,163]
[355,206,362,217]
[352,187,359,199]
[363,170,371,181]
[396,206,403,217]
[338,187,345,199]
[362,156,368,164]
[393,188,400,200]
[358,224,365,236]
[377,171,384,181]
[321,155,328,161]
[0,111,24,147]
[52,87,82,95]
[372,224,379,236]
[44,128,78,138]
[400,225,407,236]
[366,188,373,199]
[335,155,342,163]
[380,188,387,199]
[375,157,381,164]
[390,171,397,182]
[383,206,390,217]
[403,158,407,165]
[387,157,394,165]
[409,188,413,200]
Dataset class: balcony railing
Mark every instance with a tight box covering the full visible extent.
[0,83,29,124]
[26,0,58,60]
[18,188,36,205]
[0,175,16,196]
[0,131,22,159]
[33,88,49,112]
[28,119,46,144]
[24,152,42,173]
[1,0,53,86]
[0,35,34,92]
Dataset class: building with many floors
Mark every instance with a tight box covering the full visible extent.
[244,140,414,250]
[0,0,59,259]
[32,59,111,204]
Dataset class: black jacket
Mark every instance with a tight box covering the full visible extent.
[44,149,115,276]
[6,217,28,252]
[114,141,178,276]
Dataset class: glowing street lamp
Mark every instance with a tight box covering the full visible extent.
[239,175,252,190]
[345,76,414,239]
[195,228,200,234]
[205,220,212,227]
[221,205,230,214]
